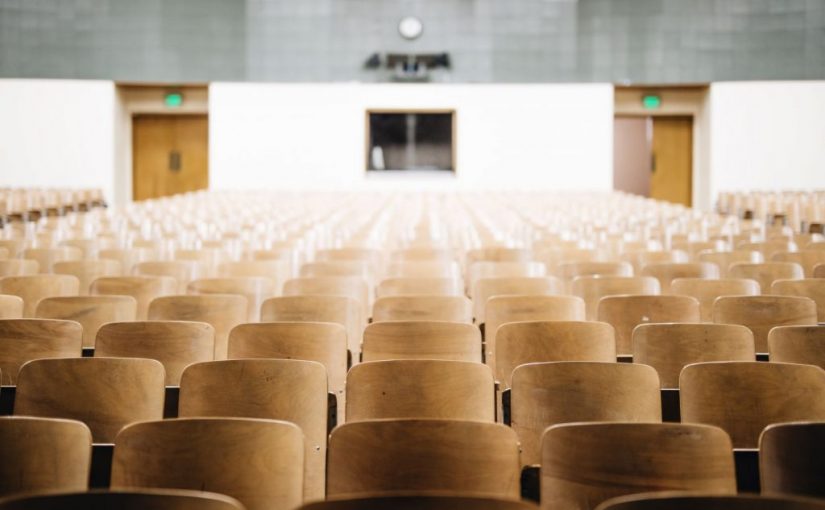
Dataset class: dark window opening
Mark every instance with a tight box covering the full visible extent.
[367,112,454,172]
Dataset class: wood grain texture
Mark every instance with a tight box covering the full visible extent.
[596,295,700,355]
[179,359,328,500]
[372,295,472,323]
[346,360,494,422]
[0,295,24,319]
[772,279,825,321]
[0,318,82,385]
[327,419,521,499]
[495,321,616,388]
[0,416,91,497]
[773,251,825,277]
[632,323,755,388]
[0,275,80,317]
[571,276,660,321]
[670,278,760,321]
[640,262,719,294]
[729,262,805,294]
[0,489,244,510]
[698,250,763,277]
[148,295,247,360]
[96,321,215,385]
[36,296,137,348]
[362,320,481,362]
[111,418,304,510]
[513,362,661,465]
[14,357,165,443]
[650,116,692,206]
[53,260,122,295]
[473,277,564,323]
[261,296,362,356]
[555,262,633,291]
[760,422,825,499]
[134,261,205,293]
[468,262,547,296]
[376,277,463,298]
[712,296,818,353]
[680,361,825,448]
[22,247,82,273]
[0,259,40,277]
[298,494,539,510]
[90,275,177,320]
[814,264,825,278]
[284,277,370,321]
[541,423,736,510]
[188,277,276,322]
[594,493,825,510]
[768,325,825,370]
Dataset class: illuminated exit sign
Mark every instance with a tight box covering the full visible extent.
[164,92,183,107]
[642,94,661,109]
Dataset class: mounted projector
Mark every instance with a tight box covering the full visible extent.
[364,52,451,82]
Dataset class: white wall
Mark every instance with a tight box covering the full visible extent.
[209,83,614,191]
[0,79,116,201]
[709,81,825,201]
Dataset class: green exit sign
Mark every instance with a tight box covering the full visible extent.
[164,92,183,108]
[642,94,661,109]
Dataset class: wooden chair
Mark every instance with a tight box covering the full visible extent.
[729,262,804,293]
[22,247,82,273]
[300,261,372,283]
[376,277,463,298]
[571,276,660,321]
[362,321,481,363]
[36,296,137,348]
[512,362,661,466]
[633,323,755,388]
[541,422,736,510]
[670,278,761,321]
[53,260,122,295]
[698,250,764,277]
[473,277,564,325]
[90,275,177,320]
[0,416,91,497]
[372,295,472,323]
[760,422,825,499]
[174,249,226,276]
[391,247,455,262]
[284,276,370,321]
[680,361,825,448]
[0,295,23,319]
[111,418,304,510]
[485,295,586,372]
[134,261,203,293]
[739,240,799,260]
[595,493,825,510]
[298,494,538,510]
[640,262,720,293]
[768,325,825,370]
[773,251,825,277]
[346,360,494,422]
[0,275,80,318]
[217,260,289,288]
[99,247,158,275]
[467,247,531,264]
[179,359,328,499]
[14,357,165,442]
[620,250,689,274]
[188,277,276,322]
[0,319,82,385]
[0,240,24,259]
[96,321,215,385]
[467,262,546,296]
[261,296,362,357]
[555,261,633,288]
[495,321,616,388]
[0,259,39,277]
[148,295,247,360]
[712,296,818,353]
[596,295,700,356]
[327,419,520,499]
[386,261,460,279]
[814,263,825,278]
[0,489,245,510]
[772,279,825,322]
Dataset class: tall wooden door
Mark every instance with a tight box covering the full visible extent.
[133,115,208,201]
[650,116,692,206]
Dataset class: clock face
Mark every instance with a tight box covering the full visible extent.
[398,16,423,40]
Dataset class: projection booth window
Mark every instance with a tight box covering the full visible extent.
[366,111,455,172]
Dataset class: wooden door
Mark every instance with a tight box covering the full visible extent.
[650,116,692,206]
[133,115,208,201]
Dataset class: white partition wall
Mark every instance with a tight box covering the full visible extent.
[209,83,615,191]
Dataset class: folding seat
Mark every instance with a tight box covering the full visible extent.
[772,279,825,321]
[0,489,244,510]
[362,321,481,362]
[299,495,538,510]
[327,419,520,499]
[597,295,700,355]
[376,277,463,298]
[22,247,82,273]
[0,274,80,317]
[640,262,719,294]
[188,277,276,322]
[149,295,247,360]
[111,418,304,510]
[595,493,825,510]
[512,362,660,466]
[473,276,564,325]
[680,361,825,448]
[467,261,546,297]
[620,250,688,274]
[36,295,137,349]
[386,260,461,280]
[0,319,82,385]
[96,321,215,385]
[698,249,763,277]
[90,275,177,320]
[556,261,633,289]
[284,276,370,320]
[0,259,39,277]
[670,278,760,321]
[372,295,472,323]
[261,296,362,358]
[485,295,585,371]
[632,323,755,388]
[99,247,158,275]
[179,359,328,499]
[729,262,804,293]
[14,357,165,442]
[571,276,660,321]
[768,325,825,370]
[217,259,290,289]
[712,296,817,353]
[0,416,91,497]
[134,261,204,294]
[816,263,825,278]
[760,422,825,499]
[346,359,494,422]
[738,240,798,261]
[495,321,615,389]
[0,295,23,319]
[773,250,825,277]
[541,422,736,510]
[53,260,122,295]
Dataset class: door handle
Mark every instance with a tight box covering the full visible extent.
[169,151,181,172]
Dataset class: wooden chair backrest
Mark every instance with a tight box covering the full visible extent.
[772,279,825,322]
[376,277,463,298]
[640,262,720,294]
[134,261,204,293]
[0,294,24,319]
[773,251,825,277]
[596,295,700,355]
[283,276,370,320]
[768,325,825,371]
[0,260,40,277]
[712,295,818,353]
[260,296,362,356]
[372,295,472,323]
[297,494,538,510]
[22,247,82,273]
[362,321,481,363]
[36,295,136,348]
[571,276,660,321]
[53,260,122,295]
[90,275,177,320]
[670,278,760,321]
[0,489,244,510]
[593,493,825,510]
[729,262,804,293]
[188,277,276,322]
[0,275,80,317]
[0,318,82,385]
[473,277,564,324]
[760,422,825,499]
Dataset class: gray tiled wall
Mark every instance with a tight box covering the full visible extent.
[1,0,823,83]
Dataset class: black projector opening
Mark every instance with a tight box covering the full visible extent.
[366,111,455,172]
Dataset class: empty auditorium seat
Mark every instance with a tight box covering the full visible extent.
[729,262,804,293]
[0,489,245,510]
[0,295,23,318]
[372,295,472,323]
[595,493,825,510]
[768,325,825,369]
[36,295,137,348]
[90,275,177,320]
[473,276,564,324]
[712,295,818,353]
[771,279,825,321]
[298,494,538,510]
[640,262,720,293]
[0,275,80,317]
[670,278,761,321]
[597,295,700,355]
[376,277,463,298]
[53,259,121,295]
[571,276,660,321]
[0,319,82,385]
[362,321,481,362]
[188,276,276,322]
[0,259,39,277]
[760,422,825,499]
